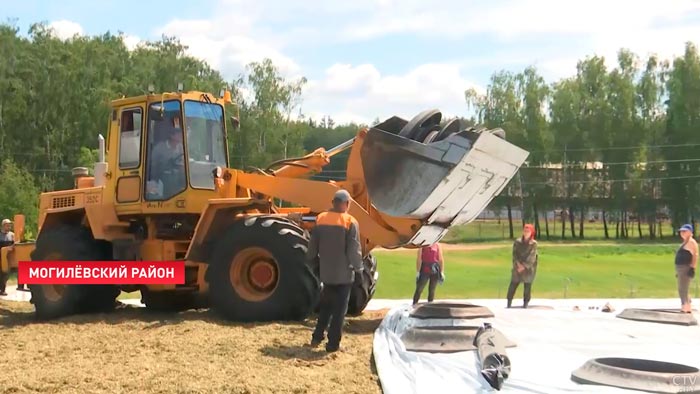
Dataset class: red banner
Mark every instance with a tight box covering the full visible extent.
[17,261,186,284]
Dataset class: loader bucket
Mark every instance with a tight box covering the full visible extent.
[360,120,529,233]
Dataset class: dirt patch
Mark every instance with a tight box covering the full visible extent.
[0,301,387,394]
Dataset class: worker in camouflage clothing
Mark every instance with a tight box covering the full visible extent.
[506,224,538,308]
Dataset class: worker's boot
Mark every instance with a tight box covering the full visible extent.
[523,283,532,308]
[309,338,322,348]
[506,282,517,308]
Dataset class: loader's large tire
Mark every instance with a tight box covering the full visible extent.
[399,109,442,142]
[29,225,119,320]
[310,253,379,316]
[208,215,320,322]
[433,118,461,142]
[347,254,378,316]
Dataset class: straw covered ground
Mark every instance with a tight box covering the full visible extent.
[0,300,386,394]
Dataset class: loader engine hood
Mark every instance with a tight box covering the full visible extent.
[360,115,529,246]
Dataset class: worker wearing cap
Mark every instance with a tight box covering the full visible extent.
[0,218,15,296]
[306,189,364,353]
[675,224,697,313]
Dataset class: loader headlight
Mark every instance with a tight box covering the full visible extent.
[213,166,223,179]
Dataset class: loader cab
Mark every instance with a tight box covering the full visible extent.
[111,92,230,215]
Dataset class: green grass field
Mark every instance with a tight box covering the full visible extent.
[372,243,700,299]
[5,243,697,300]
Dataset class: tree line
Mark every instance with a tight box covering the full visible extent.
[467,43,700,240]
[0,21,362,231]
[0,21,699,241]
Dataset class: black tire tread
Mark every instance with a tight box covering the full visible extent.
[208,215,320,322]
[347,254,378,316]
[29,225,118,320]
[433,118,462,142]
[398,109,442,141]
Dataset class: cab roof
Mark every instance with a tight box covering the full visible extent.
[109,91,226,108]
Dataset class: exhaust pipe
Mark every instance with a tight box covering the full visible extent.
[94,134,108,187]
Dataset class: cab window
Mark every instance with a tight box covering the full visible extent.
[184,100,228,190]
[118,108,142,169]
[144,100,186,201]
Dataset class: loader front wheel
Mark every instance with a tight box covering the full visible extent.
[29,225,118,320]
[209,216,320,322]
[347,254,378,316]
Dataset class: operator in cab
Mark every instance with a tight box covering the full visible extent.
[148,116,185,199]
[306,189,364,353]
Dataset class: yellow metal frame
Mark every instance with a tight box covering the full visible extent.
[0,89,427,298]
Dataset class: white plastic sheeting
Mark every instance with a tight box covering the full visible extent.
[372,299,700,394]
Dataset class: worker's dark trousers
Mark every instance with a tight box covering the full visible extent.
[312,283,352,350]
[0,271,7,293]
[413,274,438,305]
[507,281,532,307]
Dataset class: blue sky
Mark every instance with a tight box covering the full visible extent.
[4,0,700,124]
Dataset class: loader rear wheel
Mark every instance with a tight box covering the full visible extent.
[347,254,378,316]
[209,216,320,322]
[29,225,119,320]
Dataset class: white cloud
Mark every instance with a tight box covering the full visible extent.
[475,0,698,38]
[337,0,700,82]
[146,0,700,124]
[318,64,381,95]
[325,0,700,80]
[340,0,700,40]
[518,24,700,81]
[48,20,143,51]
[156,13,300,79]
[121,34,142,51]
[303,63,482,125]
[48,20,83,40]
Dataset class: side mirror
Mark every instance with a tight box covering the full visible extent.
[230,116,240,130]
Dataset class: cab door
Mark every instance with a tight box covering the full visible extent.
[114,105,146,215]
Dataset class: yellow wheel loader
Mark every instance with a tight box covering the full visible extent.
[0,90,529,322]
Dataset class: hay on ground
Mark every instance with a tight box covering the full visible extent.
[0,301,386,394]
